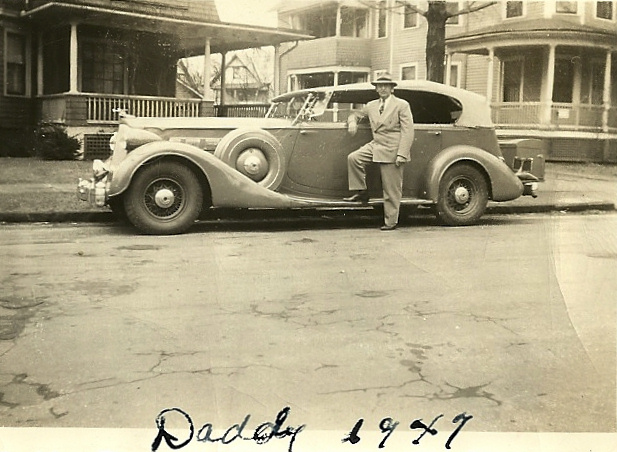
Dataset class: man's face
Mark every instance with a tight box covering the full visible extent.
[375,84,394,100]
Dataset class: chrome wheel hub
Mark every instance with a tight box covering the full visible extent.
[453,186,470,204]
[154,188,175,208]
[236,148,268,181]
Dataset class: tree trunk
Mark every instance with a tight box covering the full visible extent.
[425,2,448,83]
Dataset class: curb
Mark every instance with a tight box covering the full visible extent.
[485,201,616,214]
[1,202,614,225]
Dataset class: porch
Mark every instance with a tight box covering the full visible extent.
[492,102,617,132]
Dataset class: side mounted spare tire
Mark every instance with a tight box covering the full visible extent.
[214,128,286,190]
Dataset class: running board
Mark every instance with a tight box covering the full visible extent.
[283,195,435,210]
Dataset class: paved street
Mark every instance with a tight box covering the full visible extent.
[0,213,615,448]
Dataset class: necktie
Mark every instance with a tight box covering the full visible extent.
[379,101,384,115]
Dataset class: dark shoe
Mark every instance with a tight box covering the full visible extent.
[343,191,369,204]
[380,224,397,231]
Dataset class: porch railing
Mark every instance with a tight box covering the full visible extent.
[215,104,269,118]
[492,101,615,131]
[87,94,202,123]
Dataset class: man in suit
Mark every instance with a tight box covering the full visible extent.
[344,74,415,230]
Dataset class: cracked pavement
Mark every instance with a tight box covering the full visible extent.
[0,214,615,434]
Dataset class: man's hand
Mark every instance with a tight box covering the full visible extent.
[395,155,407,167]
[348,119,358,136]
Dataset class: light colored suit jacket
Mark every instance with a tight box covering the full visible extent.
[349,95,415,163]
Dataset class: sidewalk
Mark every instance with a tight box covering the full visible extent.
[0,165,614,224]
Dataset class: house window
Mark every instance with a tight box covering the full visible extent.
[401,65,417,80]
[377,1,387,37]
[596,1,614,19]
[556,1,578,14]
[404,5,418,28]
[505,1,524,18]
[448,62,460,87]
[297,5,337,38]
[581,60,605,105]
[340,7,368,37]
[553,57,575,103]
[446,2,460,25]
[232,67,244,81]
[5,32,27,96]
[81,40,125,94]
[293,72,335,90]
[338,72,368,85]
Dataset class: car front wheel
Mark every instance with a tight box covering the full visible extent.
[436,163,489,226]
[124,161,203,235]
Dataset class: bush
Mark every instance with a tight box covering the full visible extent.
[33,123,81,160]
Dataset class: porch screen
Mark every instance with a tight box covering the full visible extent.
[81,41,125,94]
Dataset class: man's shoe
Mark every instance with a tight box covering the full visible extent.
[343,191,369,204]
[380,224,397,231]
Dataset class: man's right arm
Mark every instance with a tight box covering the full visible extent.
[347,105,368,136]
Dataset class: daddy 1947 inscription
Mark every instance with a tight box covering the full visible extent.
[151,406,306,452]
[151,406,473,452]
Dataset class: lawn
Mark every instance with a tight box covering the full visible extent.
[0,156,615,214]
[0,157,92,184]
[0,157,102,213]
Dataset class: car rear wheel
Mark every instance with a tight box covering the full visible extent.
[214,128,286,190]
[123,161,203,235]
[436,163,488,226]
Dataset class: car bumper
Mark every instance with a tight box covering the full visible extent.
[77,177,109,207]
[77,160,111,207]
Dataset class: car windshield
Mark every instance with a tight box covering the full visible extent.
[266,91,332,121]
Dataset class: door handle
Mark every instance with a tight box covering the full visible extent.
[429,131,441,136]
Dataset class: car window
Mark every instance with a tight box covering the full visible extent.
[328,89,463,125]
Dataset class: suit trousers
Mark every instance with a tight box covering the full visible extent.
[348,144,405,227]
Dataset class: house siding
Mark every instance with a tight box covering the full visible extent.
[284,37,371,70]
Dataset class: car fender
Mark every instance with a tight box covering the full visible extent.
[108,141,307,209]
[422,145,523,202]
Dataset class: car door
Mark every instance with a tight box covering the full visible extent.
[283,108,373,198]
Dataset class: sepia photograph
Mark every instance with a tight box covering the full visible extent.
[0,1,615,451]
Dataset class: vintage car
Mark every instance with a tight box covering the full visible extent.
[77,80,543,235]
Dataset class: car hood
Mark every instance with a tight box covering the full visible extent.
[120,116,292,131]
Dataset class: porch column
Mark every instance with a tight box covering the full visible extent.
[486,47,494,103]
[602,49,613,161]
[220,52,227,106]
[444,52,452,86]
[273,45,280,96]
[335,5,341,36]
[201,37,215,117]
[37,33,44,95]
[602,49,612,132]
[542,44,556,125]
[203,38,214,101]
[69,22,78,93]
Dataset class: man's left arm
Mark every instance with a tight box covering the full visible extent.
[396,101,415,165]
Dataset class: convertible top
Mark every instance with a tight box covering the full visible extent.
[272,80,494,128]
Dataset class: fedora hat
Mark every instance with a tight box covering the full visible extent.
[371,73,397,86]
